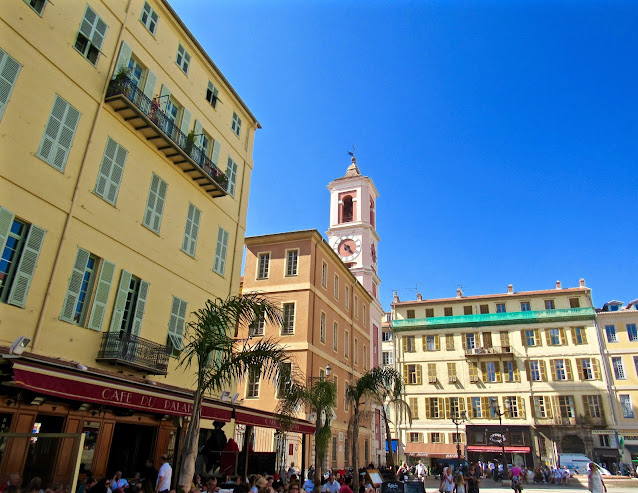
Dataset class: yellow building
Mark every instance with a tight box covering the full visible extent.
[389,280,617,472]
[0,0,298,484]
[596,299,638,470]
[238,230,374,474]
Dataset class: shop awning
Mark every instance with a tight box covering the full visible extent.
[10,359,314,433]
[467,445,531,453]
[404,442,465,459]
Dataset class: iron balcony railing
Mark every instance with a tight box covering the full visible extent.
[96,331,170,375]
[464,346,514,356]
[105,76,229,192]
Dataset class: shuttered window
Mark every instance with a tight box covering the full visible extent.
[226,157,238,196]
[142,173,167,233]
[213,227,229,276]
[206,80,219,108]
[24,0,48,15]
[231,112,242,137]
[181,203,201,257]
[0,48,21,122]
[167,296,187,356]
[37,95,81,172]
[0,207,46,308]
[109,270,149,336]
[74,5,108,65]
[87,259,115,331]
[140,1,159,35]
[94,137,127,205]
[176,44,191,74]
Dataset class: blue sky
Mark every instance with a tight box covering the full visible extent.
[171,0,637,310]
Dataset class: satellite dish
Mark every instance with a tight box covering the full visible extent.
[231,393,240,404]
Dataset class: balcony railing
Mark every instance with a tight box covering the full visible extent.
[96,331,170,375]
[105,76,229,198]
[464,346,514,357]
[393,307,596,331]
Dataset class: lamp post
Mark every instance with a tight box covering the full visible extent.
[490,397,511,479]
[451,410,467,469]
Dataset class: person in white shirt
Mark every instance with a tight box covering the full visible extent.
[415,461,426,482]
[324,474,340,493]
[156,454,172,493]
[112,471,129,492]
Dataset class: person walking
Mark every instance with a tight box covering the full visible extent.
[464,464,480,493]
[415,461,426,483]
[155,454,172,493]
[441,467,454,493]
[588,463,606,493]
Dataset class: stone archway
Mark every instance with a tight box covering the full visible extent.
[561,434,586,454]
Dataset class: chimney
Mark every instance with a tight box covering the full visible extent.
[579,278,586,288]
[456,288,463,298]
[393,291,400,303]
[417,293,422,301]
[556,280,562,290]
[507,284,513,294]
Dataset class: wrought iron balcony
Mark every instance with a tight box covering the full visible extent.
[393,307,596,331]
[105,76,229,198]
[464,346,515,357]
[96,331,170,375]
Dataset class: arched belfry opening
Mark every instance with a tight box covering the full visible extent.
[341,195,353,223]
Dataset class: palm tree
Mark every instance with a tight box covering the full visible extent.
[278,373,337,493]
[177,294,288,492]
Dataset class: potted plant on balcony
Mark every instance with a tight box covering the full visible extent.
[113,66,132,96]
[184,131,197,158]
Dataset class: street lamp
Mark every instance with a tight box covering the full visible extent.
[451,410,467,469]
[490,397,511,479]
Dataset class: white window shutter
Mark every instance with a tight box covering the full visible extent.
[8,224,46,308]
[143,69,157,100]
[109,269,132,331]
[182,203,201,256]
[37,95,81,172]
[168,296,187,350]
[114,41,132,78]
[226,157,238,196]
[0,48,21,122]
[143,174,167,233]
[211,139,221,166]
[0,206,16,255]
[159,84,170,112]
[180,107,191,136]
[214,227,229,275]
[60,248,91,323]
[131,279,149,335]
[193,120,203,144]
[87,259,115,331]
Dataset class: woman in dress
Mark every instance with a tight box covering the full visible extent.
[588,463,606,493]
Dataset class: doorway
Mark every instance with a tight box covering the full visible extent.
[107,423,156,477]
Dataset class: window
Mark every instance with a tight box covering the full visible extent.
[332,435,338,461]
[321,261,327,288]
[246,367,260,398]
[500,331,510,347]
[281,303,295,335]
[448,362,457,383]
[528,360,546,381]
[584,395,602,418]
[557,396,575,418]
[181,203,201,257]
[37,95,81,172]
[612,357,626,380]
[249,313,265,337]
[503,361,518,382]
[520,301,531,311]
[382,330,392,342]
[404,364,421,385]
[482,332,493,348]
[284,250,298,277]
[448,397,460,417]
[465,333,476,349]
[320,312,326,343]
[175,44,191,74]
[522,329,540,347]
[425,308,434,318]
[109,270,149,335]
[407,309,415,319]
[409,432,421,443]
[140,1,158,34]
[427,363,437,383]
[226,157,238,196]
[533,396,551,418]
[74,5,107,65]
[468,362,478,382]
[408,397,419,419]
[621,395,634,418]
[363,345,367,370]
[231,112,242,137]
[333,322,338,351]
[571,326,587,345]
[24,0,47,15]
[334,274,339,298]
[606,325,618,342]
[485,362,497,382]
[444,307,453,317]
[354,295,358,318]
[544,299,555,310]
[577,358,600,381]
[142,173,167,234]
[213,227,229,276]
[451,433,462,444]
[425,335,438,351]
[471,397,482,418]
[345,285,350,309]
[430,432,441,443]
[496,303,506,313]
[599,435,610,447]
[507,396,519,418]
[547,328,562,345]
[0,48,21,122]
[403,336,416,353]
[205,80,219,108]
[94,137,128,205]
[257,253,270,279]
[354,339,359,364]
[0,208,47,308]
[628,324,638,342]
[277,362,292,398]
[551,359,572,381]
[445,334,455,350]
[464,305,473,315]
[569,297,580,308]
[344,330,349,358]
[382,351,393,365]
[167,296,187,356]
[635,356,638,377]
[480,304,489,314]
[427,398,441,418]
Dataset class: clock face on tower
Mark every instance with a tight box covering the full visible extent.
[334,235,361,262]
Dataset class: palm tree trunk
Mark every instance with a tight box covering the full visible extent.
[381,406,396,476]
[314,413,323,493]
[351,406,360,493]
[179,385,203,492]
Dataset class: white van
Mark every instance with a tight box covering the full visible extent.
[558,454,594,475]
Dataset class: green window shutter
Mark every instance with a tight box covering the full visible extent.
[0,207,16,254]
[181,203,201,257]
[211,139,221,166]
[130,279,149,336]
[79,6,107,52]
[60,247,91,323]
[226,157,238,196]
[159,84,170,112]
[213,227,229,275]
[37,95,81,172]
[193,120,203,144]
[109,270,132,331]
[143,69,157,100]
[142,173,167,233]
[180,107,191,136]
[168,296,187,350]
[114,41,132,78]
[95,137,128,205]
[87,259,115,331]
[0,48,22,122]
[7,224,46,308]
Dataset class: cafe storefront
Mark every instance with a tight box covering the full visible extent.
[465,425,535,469]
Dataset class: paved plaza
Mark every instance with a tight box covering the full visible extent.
[415,477,638,492]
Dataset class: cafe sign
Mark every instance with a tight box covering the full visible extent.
[490,433,506,444]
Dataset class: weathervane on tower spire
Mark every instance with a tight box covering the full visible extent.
[347,144,356,163]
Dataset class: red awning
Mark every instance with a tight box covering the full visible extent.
[10,360,314,433]
[467,445,531,453]
[404,442,465,458]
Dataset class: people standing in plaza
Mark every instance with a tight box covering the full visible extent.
[324,474,340,493]
[453,473,465,493]
[588,463,606,493]
[155,455,172,493]
[464,464,480,493]
[338,477,352,493]
[415,461,426,483]
[440,467,454,493]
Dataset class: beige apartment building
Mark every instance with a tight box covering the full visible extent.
[596,299,638,469]
[238,230,374,473]
[0,0,307,484]
[389,280,617,472]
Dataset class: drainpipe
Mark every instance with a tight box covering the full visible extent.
[31,0,135,350]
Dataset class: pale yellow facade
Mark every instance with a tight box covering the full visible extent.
[390,281,618,470]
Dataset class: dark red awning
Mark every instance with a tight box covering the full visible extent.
[467,445,531,453]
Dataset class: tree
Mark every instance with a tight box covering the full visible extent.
[177,294,287,492]
[278,373,337,493]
